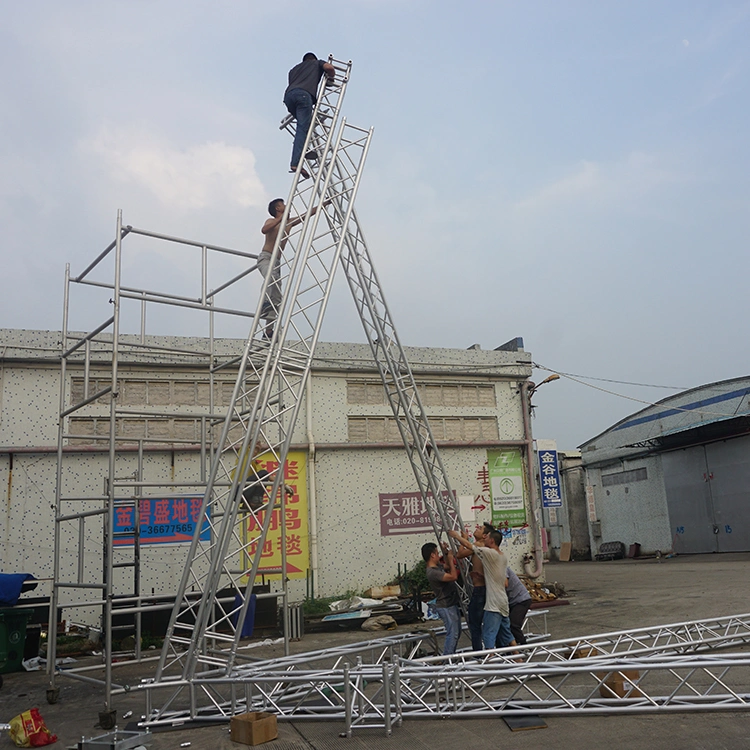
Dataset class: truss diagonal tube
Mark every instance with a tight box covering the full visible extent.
[328,202,470,607]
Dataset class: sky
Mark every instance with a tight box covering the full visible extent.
[2,0,750,450]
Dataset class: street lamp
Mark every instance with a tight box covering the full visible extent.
[528,373,560,398]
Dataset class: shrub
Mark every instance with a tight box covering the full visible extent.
[399,560,429,594]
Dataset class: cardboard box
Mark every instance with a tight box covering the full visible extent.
[598,670,642,699]
[230,712,278,746]
[363,586,400,599]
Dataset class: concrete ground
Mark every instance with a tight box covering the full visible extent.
[1,553,749,750]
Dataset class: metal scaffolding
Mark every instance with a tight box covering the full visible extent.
[49,218,270,719]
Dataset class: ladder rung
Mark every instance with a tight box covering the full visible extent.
[167,636,192,646]
[203,632,235,643]
[195,656,230,668]
[172,623,196,633]
[255,591,285,600]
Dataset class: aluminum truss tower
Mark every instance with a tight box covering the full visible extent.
[144,55,469,723]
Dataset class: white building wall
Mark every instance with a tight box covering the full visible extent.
[1,450,205,611]
[586,456,672,555]
[1,365,60,444]
[306,446,531,601]
[1,330,536,617]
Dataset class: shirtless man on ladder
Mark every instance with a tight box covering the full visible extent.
[258,198,328,339]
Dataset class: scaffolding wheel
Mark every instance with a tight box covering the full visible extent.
[99,710,116,730]
[46,687,59,704]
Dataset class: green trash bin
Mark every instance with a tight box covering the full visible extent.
[0,609,32,674]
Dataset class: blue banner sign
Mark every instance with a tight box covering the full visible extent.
[113,495,210,545]
[536,440,563,508]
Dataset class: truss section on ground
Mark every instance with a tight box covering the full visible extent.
[135,612,750,732]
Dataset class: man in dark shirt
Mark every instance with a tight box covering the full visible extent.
[284,53,335,178]
[241,461,294,511]
[422,541,461,655]
[505,566,532,645]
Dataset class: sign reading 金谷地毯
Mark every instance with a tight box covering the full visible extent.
[536,439,563,508]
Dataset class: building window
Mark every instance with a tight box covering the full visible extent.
[346,381,387,405]
[601,468,648,487]
[70,377,238,407]
[68,417,206,445]
[347,416,499,443]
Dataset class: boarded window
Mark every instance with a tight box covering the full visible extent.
[120,381,147,405]
[148,382,171,405]
[348,380,496,407]
[70,377,234,408]
[173,382,197,405]
[602,468,648,487]
[68,417,201,445]
[347,381,386,404]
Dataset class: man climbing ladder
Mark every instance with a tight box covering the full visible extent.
[283,52,335,179]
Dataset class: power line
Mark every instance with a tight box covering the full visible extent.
[532,363,687,390]
[533,362,749,422]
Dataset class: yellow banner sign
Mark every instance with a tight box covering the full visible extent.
[241,451,308,579]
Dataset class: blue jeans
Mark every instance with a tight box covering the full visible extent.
[284,88,314,169]
[435,605,461,655]
[482,611,513,649]
[467,586,485,651]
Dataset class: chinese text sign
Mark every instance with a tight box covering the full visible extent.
[536,439,563,508]
[379,492,434,536]
[241,451,309,579]
[113,496,210,545]
[487,448,527,528]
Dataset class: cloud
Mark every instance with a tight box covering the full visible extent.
[81,125,266,211]
[694,2,750,50]
[512,151,683,216]
[513,161,601,212]
[692,59,744,110]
